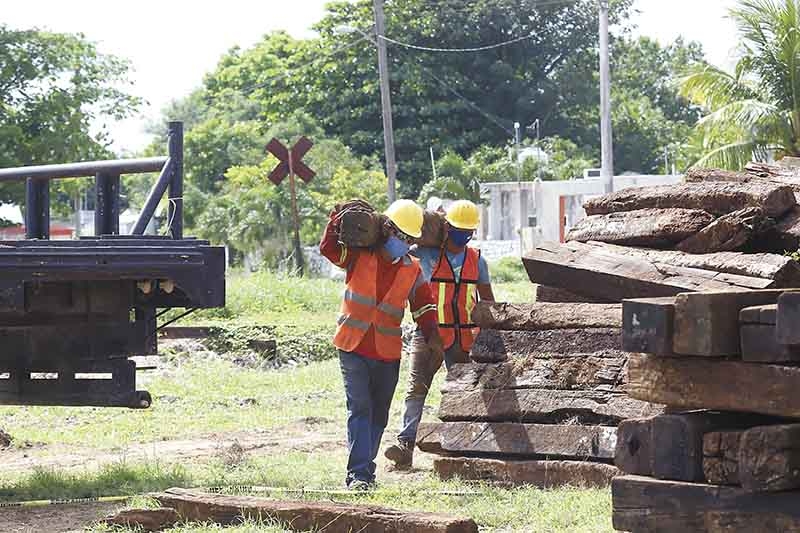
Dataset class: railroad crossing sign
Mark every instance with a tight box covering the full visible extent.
[265,136,316,276]
[266,136,315,184]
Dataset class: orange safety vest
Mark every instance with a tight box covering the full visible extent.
[431,247,480,351]
[333,251,419,360]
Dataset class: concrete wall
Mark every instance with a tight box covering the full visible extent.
[482,174,683,250]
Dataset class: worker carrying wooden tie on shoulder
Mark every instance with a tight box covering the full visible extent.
[320,199,444,491]
[385,199,494,469]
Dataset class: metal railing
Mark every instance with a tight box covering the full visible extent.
[0,121,184,240]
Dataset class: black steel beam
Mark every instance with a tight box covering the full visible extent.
[0,157,167,182]
[95,172,120,235]
[25,178,49,239]
[167,121,184,240]
[131,158,173,235]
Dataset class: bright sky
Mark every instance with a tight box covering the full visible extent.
[2,0,740,153]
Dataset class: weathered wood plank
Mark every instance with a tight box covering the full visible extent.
[760,205,800,252]
[612,475,800,533]
[339,209,382,248]
[673,290,785,356]
[703,431,741,486]
[433,457,619,488]
[676,207,772,254]
[739,304,777,325]
[650,412,773,482]
[438,389,662,425]
[523,242,774,303]
[423,422,617,460]
[777,291,800,345]
[739,424,800,493]
[416,422,445,454]
[442,356,627,393]
[584,181,796,218]
[615,418,653,476]
[622,297,675,355]
[740,324,800,363]
[155,488,479,533]
[590,241,800,285]
[471,302,621,331]
[566,208,715,247]
[469,328,622,363]
[626,353,800,418]
[533,284,609,303]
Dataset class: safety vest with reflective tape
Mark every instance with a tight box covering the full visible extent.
[431,247,480,351]
[333,251,420,360]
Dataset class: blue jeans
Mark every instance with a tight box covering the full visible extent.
[398,332,469,444]
[339,350,400,484]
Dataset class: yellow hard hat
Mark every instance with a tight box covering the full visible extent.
[385,199,424,238]
[445,200,480,230]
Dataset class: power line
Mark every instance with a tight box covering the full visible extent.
[394,46,514,135]
[379,33,535,53]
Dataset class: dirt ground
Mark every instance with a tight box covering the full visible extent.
[0,420,435,532]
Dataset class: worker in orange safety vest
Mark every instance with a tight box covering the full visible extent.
[320,199,444,490]
[384,199,494,469]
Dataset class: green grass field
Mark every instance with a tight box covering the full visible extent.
[0,264,615,532]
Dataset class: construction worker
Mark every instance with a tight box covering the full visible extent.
[384,199,494,469]
[320,199,444,490]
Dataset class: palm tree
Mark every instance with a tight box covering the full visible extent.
[680,0,800,169]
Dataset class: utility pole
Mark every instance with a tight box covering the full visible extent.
[373,0,397,202]
[599,0,614,194]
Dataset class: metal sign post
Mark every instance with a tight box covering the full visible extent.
[266,136,316,276]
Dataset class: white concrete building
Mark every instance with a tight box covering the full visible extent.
[479,174,682,253]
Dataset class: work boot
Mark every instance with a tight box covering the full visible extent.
[346,479,372,492]
[384,439,414,469]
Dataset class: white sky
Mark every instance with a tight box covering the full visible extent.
[2,0,740,153]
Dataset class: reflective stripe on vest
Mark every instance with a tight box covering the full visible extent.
[333,251,419,359]
[431,248,481,351]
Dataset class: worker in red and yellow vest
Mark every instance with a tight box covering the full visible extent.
[320,199,444,490]
[385,199,494,469]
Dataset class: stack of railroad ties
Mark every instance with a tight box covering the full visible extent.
[412,161,800,495]
[614,289,800,533]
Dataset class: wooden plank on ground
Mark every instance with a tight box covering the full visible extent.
[615,418,653,476]
[565,208,715,247]
[433,422,617,460]
[739,424,800,493]
[471,302,621,331]
[469,328,621,363]
[777,291,800,345]
[740,324,800,363]
[591,241,800,286]
[612,475,800,533]
[523,241,774,303]
[703,431,742,486]
[622,297,675,355]
[155,488,479,533]
[676,207,771,254]
[762,204,800,252]
[673,290,785,356]
[438,389,661,425]
[433,457,619,488]
[583,181,796,218]
[626,353,800,418]
[441,355,627,393]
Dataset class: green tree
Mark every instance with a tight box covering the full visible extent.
[680,0,800,169]
[194,113,387,264]
[0,25,141,207]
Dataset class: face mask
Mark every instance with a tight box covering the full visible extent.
[383,235,410,259]
[448,228,473,247]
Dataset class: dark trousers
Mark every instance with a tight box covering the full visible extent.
[339,350,400,484]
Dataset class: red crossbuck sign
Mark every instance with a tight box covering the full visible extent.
[265,136,315,185]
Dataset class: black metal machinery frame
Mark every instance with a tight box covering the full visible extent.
[0,122,225,408]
